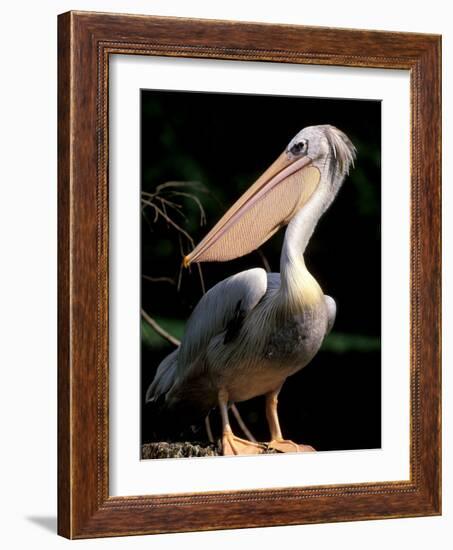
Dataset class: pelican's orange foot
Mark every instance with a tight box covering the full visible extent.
[267,439,316,453]
[222,431,266,456]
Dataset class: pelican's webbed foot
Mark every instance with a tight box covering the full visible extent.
[222,429,266,456]
[267,439,316,453]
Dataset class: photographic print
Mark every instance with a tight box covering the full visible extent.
[140,90,381,459]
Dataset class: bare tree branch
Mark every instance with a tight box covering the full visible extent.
[169,191,206,225]
[155,196,187,220]
[142,199,196,245]
[141,308,180,347]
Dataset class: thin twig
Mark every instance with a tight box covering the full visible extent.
[160,199,169,228]
[155,180,207,194]
[142,275,176,285]
[142,200,196,246]
[205,414,214,443]
[231,404,257,442]
[256,248,271,273]
[141,190,157,198]
[169,191,206,225]
[155,196,187,220]
[176,234,185,293]
[196,263,206,295]
[147,178,222,208]
[145,192,180,207]
[141,198,161,222]
[141,308,180,347]
[141,209,155,234]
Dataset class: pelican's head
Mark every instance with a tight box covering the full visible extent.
[286,124,356,183]
[184,125,356,266]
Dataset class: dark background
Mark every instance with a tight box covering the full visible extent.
[141,89,381,453]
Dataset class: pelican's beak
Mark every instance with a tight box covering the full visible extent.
[184,152,320,265]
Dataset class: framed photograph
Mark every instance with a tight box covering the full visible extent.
[58,11,441,538]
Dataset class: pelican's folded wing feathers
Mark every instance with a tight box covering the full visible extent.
[145,268,268,405]
[177,267,268,377]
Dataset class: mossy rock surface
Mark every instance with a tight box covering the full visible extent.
[142,441,219,459]
[141,441,279,458]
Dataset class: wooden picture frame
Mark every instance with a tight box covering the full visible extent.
[58,10,441,539]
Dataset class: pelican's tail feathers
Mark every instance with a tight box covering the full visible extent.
[145,348,179,404]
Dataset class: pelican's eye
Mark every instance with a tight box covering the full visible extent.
[289,139,308,156]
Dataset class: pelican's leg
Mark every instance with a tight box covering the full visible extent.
[266,387,315,453]
[218,389,265,456]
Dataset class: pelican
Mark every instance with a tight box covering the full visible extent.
[146,125,356,455]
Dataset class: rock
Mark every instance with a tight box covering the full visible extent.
[141,441,219,459]
[141,441,280,458]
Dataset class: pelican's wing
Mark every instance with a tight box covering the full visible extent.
[177,267,268,377]
[146,267,268,405]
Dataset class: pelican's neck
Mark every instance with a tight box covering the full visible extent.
[279,181,333,309]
